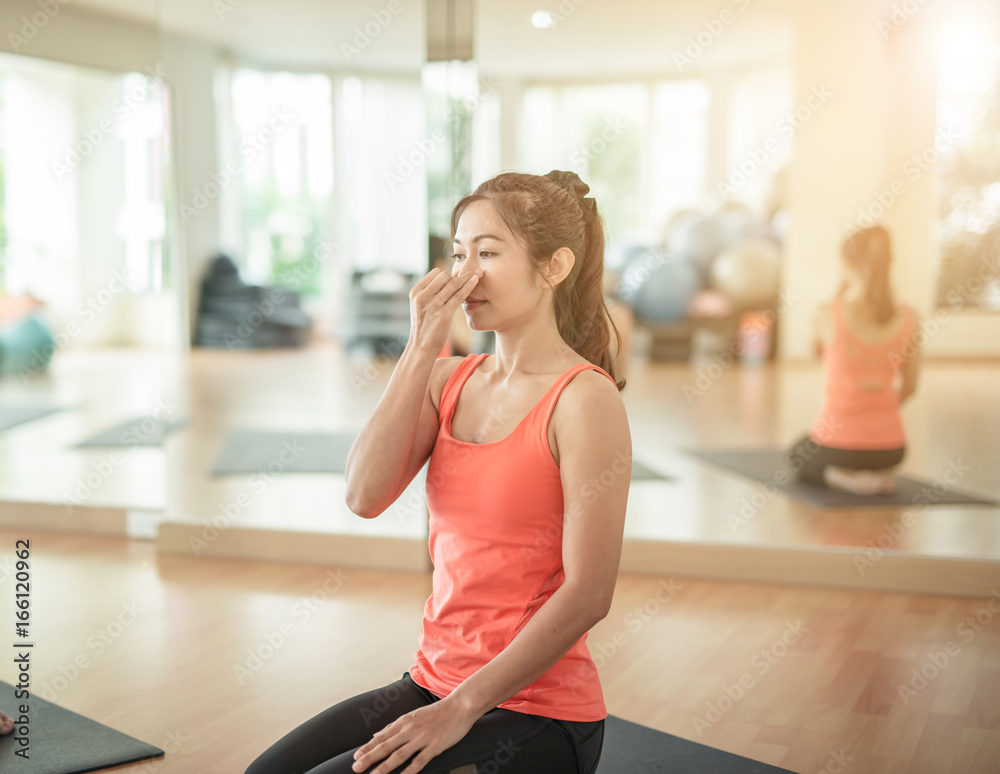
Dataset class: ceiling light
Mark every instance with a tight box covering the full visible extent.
[531,10,554,29]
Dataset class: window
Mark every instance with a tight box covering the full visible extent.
[222,67,334,296]
[934,14,1000,311]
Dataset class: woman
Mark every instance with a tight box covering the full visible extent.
[245,170,631,774]
[790,225,921,494]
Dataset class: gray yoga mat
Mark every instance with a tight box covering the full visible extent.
[597,715,796,773]
[0,404,66,433]
[73,417,186,447]
[0,680,164,773]
[210,429,357,475]
[631,459,672,481]
[211,428,674,481]
[686,448,997,508]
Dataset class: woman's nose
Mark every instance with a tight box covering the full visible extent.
[453,258,482,278]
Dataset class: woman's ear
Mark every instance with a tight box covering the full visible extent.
[542,247,576,288]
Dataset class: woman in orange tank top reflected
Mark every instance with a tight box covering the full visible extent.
[245,171,631,774]
[789,225,922,494]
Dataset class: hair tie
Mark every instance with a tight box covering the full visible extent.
[544,169,597,224]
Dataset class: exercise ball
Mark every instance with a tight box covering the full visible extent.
[670,215,735,278]
[606,241,656,273]
[710,239,782,310]
[621,251,700,322]
[0,314,57,375]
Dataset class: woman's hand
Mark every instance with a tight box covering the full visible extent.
[352,697,479,774]
[407,268,481,357]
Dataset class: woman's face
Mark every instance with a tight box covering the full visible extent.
[451,199,546,331]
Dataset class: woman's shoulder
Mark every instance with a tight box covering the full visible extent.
[429,354,475,413]
[557,362,623,410]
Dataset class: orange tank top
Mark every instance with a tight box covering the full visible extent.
[810,297,914,450]
[408,353,614,722]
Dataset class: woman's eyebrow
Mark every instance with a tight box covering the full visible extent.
[453,234,504,246]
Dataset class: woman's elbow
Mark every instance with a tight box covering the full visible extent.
[573,586,614,628]
[344,482,383,519]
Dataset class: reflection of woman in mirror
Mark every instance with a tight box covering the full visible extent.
[245,170,630,774]
[789,225,921,494]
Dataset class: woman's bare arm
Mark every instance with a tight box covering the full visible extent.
[898,311,921,404]
[344,269,480,518]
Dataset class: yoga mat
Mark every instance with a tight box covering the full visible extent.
[211,428,674,481]
[597,715,795,773]
[686,448,998,508]
[74,417,186,448]
[0,680,164,773]
[210,429,357,475]
[0,405,66,434]
[631,459,672,482]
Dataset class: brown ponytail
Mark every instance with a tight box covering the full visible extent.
[450,171,625,391]
[841,225,896,325]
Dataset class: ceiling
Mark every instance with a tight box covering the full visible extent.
[68,0,800,77]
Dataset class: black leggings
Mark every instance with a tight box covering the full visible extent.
[244,673,604,774]
[789,434,905,486]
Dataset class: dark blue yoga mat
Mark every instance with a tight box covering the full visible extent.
[597,715,796,773]
[0,680,164,773]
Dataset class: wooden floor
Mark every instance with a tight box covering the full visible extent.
[0,342,998,770]
[0,529,996,772]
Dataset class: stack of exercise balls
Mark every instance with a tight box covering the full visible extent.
[610,204,782,323]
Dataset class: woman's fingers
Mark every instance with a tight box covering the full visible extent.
[409,268,452,301]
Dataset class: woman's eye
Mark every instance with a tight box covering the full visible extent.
[479,251,494,259]
[452,254,464,262]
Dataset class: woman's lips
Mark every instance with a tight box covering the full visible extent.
[463,298,486,308]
